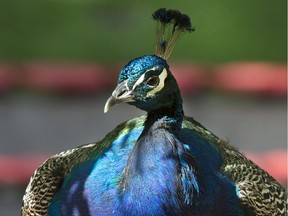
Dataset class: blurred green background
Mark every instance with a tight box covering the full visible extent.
[0,0,286,63]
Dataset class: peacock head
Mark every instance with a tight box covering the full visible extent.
[104,55,180,112]
[104,8,194,113]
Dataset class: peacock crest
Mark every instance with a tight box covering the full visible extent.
[152,8,195,60]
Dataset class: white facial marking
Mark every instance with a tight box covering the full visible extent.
[131,73,146,91]
[147,68,167,97]
[131,66,159,91]
[130,67,168,97]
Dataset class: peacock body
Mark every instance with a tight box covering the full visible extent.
[22,9,287,216]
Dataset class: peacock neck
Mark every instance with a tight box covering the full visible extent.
[118,94,199,214]
[144,95,184,135]
[119,97,185,214]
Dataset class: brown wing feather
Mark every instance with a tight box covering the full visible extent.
[21,143,96,216]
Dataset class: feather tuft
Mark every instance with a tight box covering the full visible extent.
[152,8,195,60]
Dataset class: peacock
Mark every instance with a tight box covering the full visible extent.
[22,8,287,216]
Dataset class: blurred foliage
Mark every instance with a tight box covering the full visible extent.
[0,0,286,63]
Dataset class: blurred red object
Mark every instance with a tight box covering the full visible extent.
[213,63,287,95]
[0,64,15,92]
[21,63,112,94]
[0,150,286,186]
[170,64,209,94]
[0,154,50,185]
[0,62,287,96]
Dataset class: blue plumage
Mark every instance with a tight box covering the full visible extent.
[49,126,143,215]
[48,118,245,215]
[22,8,287,216]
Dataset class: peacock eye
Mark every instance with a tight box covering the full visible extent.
[146,76,160,87]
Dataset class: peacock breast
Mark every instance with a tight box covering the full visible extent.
[48,126,143,215]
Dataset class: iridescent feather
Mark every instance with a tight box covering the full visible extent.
[22,8,287,216]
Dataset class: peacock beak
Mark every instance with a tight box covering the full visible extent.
[104,80,134,113]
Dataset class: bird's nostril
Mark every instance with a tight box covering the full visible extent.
[114,84,128,98]
[116,89,126,97]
